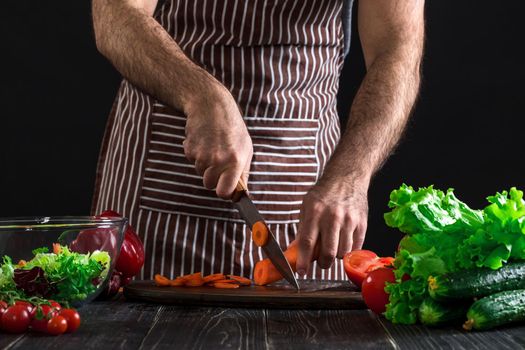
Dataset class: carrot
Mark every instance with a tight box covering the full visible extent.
[17,260,27,267]
[202,273,226,283]
[154,274,171,287]
[212,279,239,284]
[185,279,205,287]
[213,282,240,289]
[184,272,205,287]
[253,243,298,286]
[183,272,201,280]
[252,221,269,247]
[227,275,252,286]
[53,243,62,254]
[169,277,186,286]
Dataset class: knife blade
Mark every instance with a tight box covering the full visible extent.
[232,180,300,290]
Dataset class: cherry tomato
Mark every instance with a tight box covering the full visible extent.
[1,305,31,333]
[14,301,34,314]
[47,300,61,311]
[0,301,8,328]
[361,267,396,315]
[0,300,8,313]
[30,305,58,333]
[47,315,68,335]
[59,309,81,332]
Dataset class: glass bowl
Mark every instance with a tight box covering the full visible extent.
[0,216,127,306]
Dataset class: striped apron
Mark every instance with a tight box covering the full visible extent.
[92,0,347,281]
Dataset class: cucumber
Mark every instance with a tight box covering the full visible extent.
[428,261,525,301]
[463,289,525,330]
[418,298,469,326]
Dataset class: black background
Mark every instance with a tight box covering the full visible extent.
[1,1,524,256]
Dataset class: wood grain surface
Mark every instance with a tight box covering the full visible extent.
[376,314,525,350]
[0,296,523,349]
[123,280,366,309]
[265,309,396,350]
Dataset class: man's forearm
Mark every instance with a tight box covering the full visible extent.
[92,0,224,112]
[321,43,423,192]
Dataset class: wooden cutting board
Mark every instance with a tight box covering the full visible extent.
[123,280,365,309]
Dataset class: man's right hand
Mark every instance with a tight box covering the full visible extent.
[92,0,252,199]
[183,85,253,199]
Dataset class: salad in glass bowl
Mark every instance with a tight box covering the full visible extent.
[0,216,127,307]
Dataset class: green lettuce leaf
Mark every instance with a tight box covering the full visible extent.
[0,256,15,290]
[23,246,110,303]
[384,184,483,236]
[394,248,447,280]
[458,188,525,269]
[385,278,427,324]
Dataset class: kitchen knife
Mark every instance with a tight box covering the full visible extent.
[232,180,300,290]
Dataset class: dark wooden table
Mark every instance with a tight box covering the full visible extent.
[1,296,524,349]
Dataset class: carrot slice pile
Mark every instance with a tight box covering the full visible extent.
[227,275,252,286]
[169,277,186,286]
[184,272,205,287]
[154,274,171,286]
[213,279,238,284]
[202,273,226,283]
[154,272,252,289]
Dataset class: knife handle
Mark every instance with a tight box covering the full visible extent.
[232,179,248,202]
[236,179,248,192]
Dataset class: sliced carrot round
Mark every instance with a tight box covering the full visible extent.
[184,272,202,279]
[227,275,252,286]
[184,272,205,287]
[154,274,171,287]
[202,273,226,283]
[213,279,239,284]
[185,279,205,287]
[252,221,269,247]
[213,282,240,289]
[169,277,186,286]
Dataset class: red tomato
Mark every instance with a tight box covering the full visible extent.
[343,250,378,287]
[47,300,62,311]
[0,300,8,313]
[47,315,68,335]
[361,267,396,315]
[365,257,395,273]
[0,301,8,328]
[1,305,31,333]
[30,305,58,333]
[100,210,145,278]
[343,250,395,288]
[59,309,81,332]
[99,210,121,218]
[14,301,34,314]
[116,225,145,278]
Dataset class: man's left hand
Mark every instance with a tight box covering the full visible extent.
[295,180,368,275]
